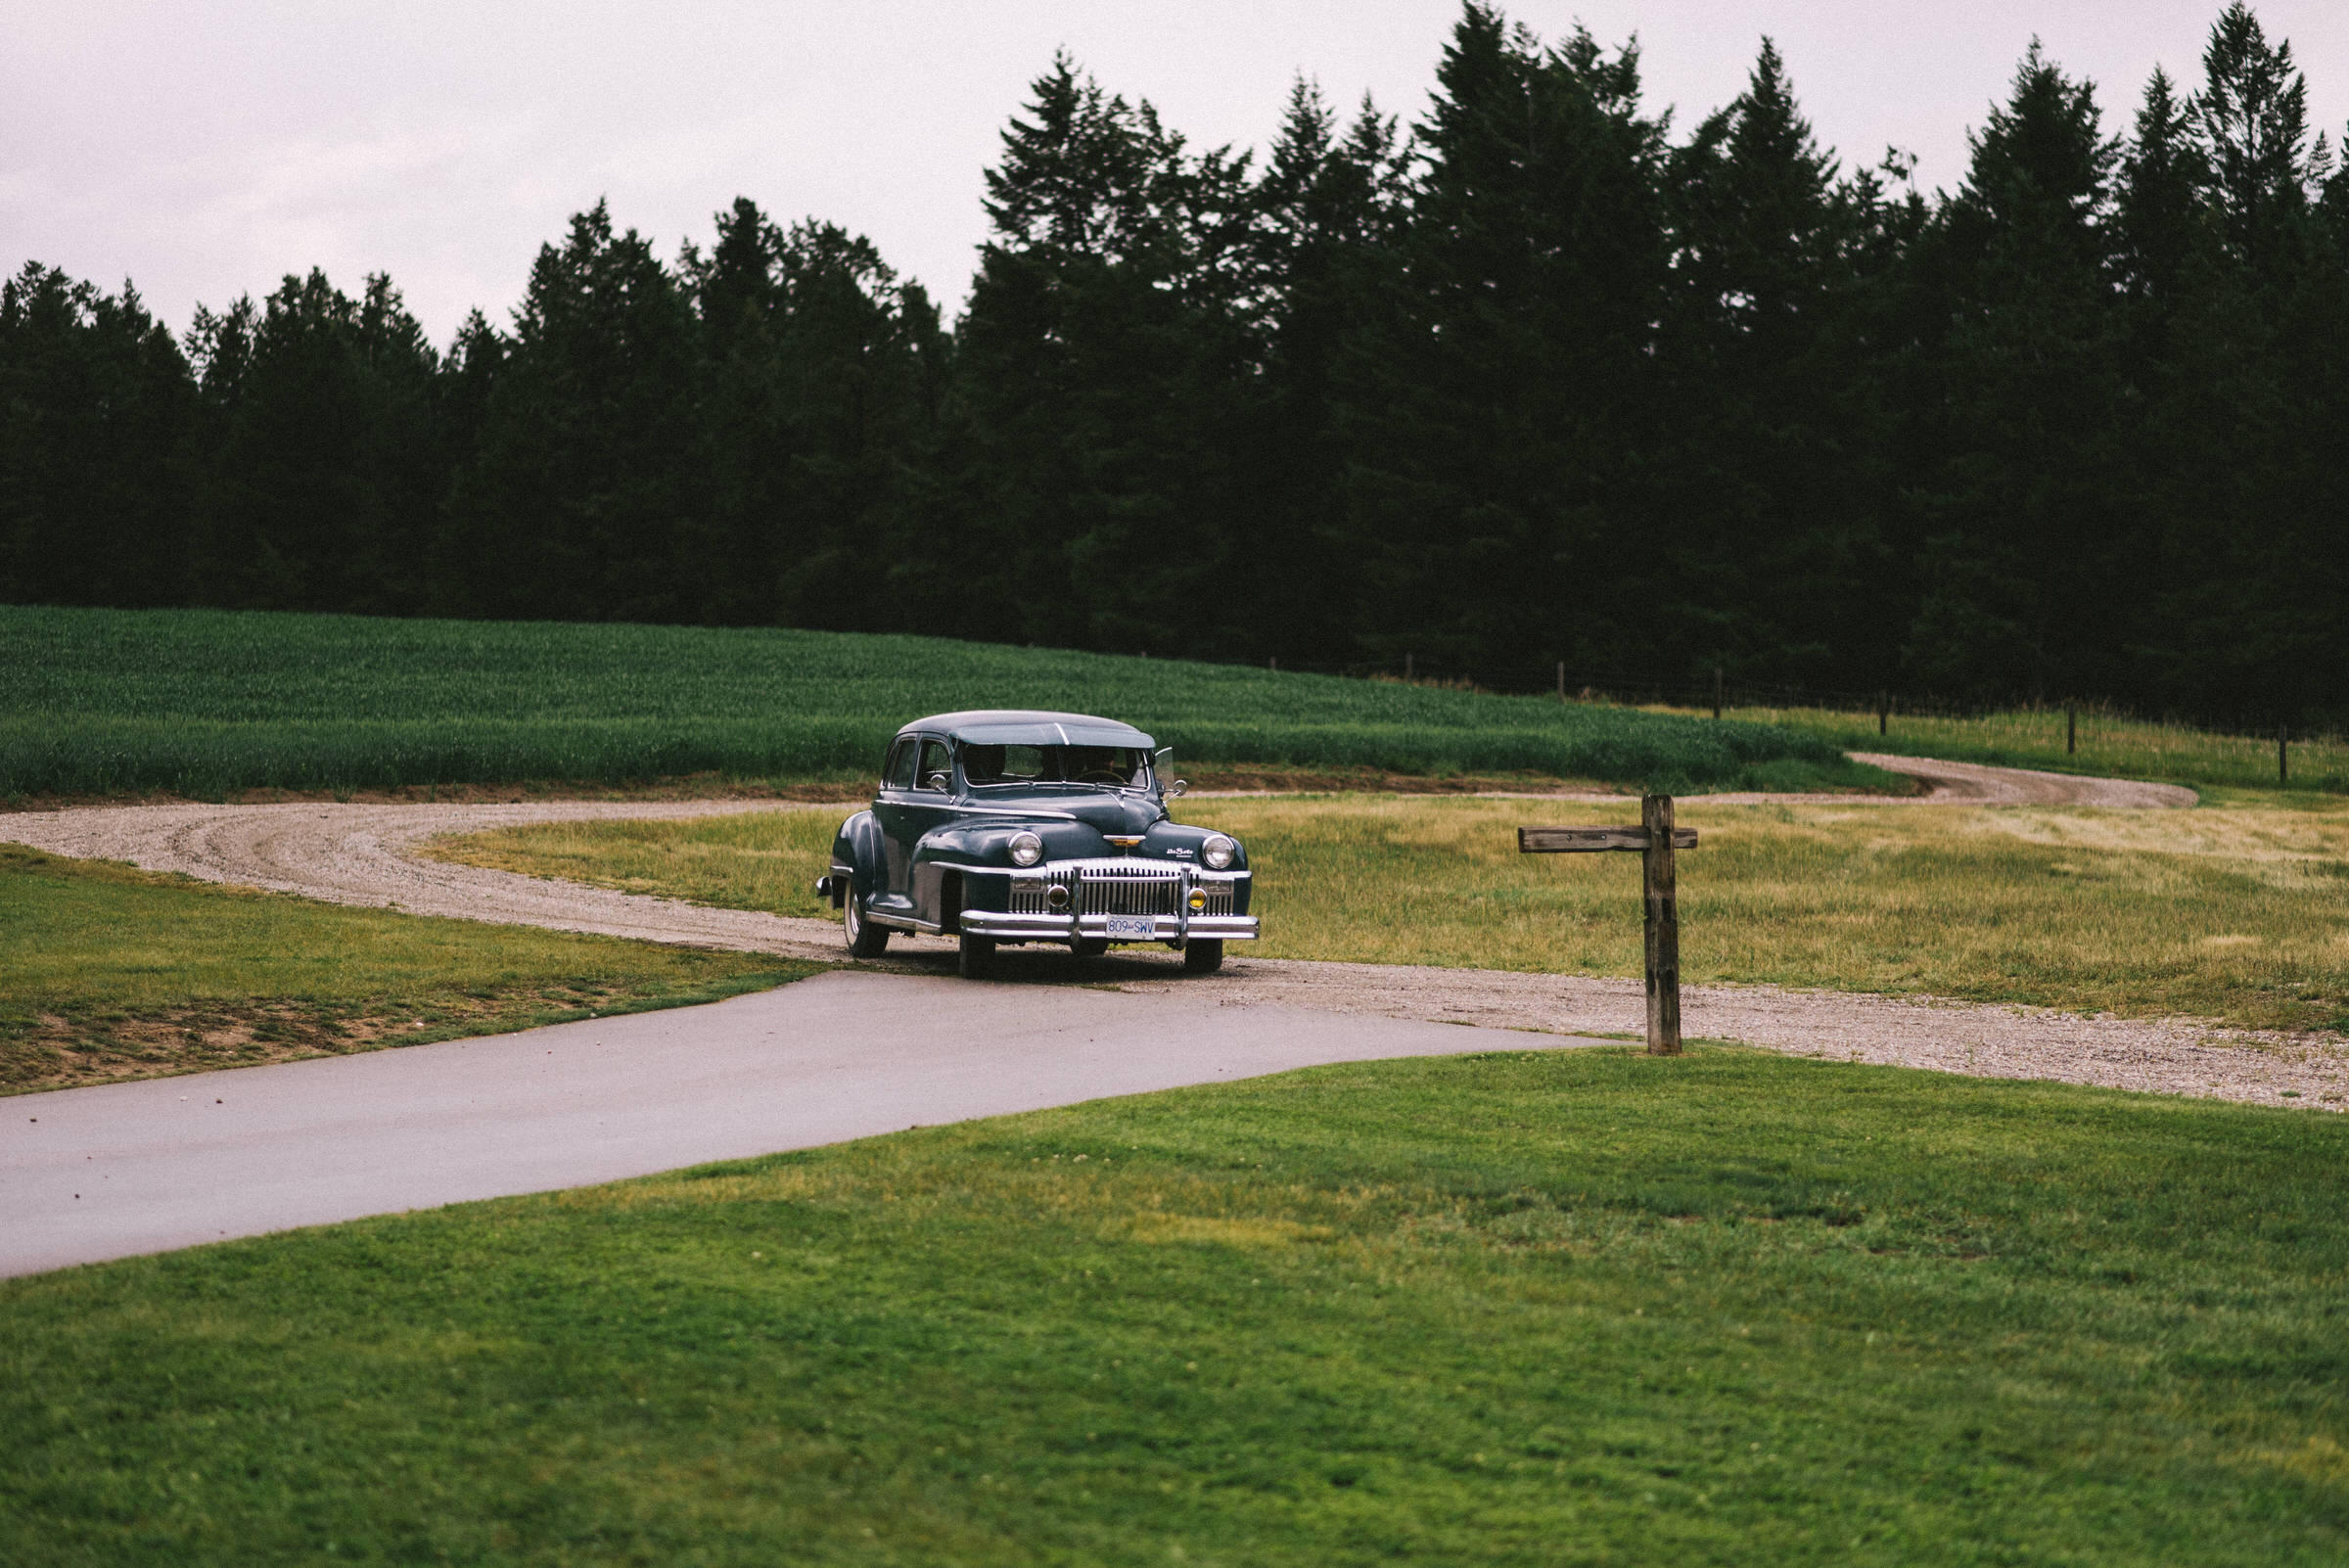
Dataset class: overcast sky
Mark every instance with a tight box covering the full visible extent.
[6,2,2345,344]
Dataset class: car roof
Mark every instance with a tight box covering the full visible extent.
[898,710,1156,748]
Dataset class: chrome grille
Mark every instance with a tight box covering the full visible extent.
[1082,864,1182,917]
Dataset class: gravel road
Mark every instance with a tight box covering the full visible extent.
[9,760,2339,1114]
[1847,753,2200,807]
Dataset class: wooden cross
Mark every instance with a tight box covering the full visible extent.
[1518,794,1697,1056]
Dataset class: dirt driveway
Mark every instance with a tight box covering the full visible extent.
[1848,753,2199,807]
[8,760,2338,1113]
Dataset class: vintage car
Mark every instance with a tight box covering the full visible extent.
[812,710,1259,978]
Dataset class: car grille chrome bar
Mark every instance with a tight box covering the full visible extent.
[1006,857,1238,917]
[1082,868,1180,917]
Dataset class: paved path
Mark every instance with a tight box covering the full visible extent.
[0,971,1606,1278]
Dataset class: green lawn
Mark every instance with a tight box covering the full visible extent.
[0,844,815,1092]
[5,1049,2344,1563]
[434,789,2349,1036]
[0,605,1884,799]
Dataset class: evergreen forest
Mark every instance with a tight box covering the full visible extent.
[5,3,2347,729]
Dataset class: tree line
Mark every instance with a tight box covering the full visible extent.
[5,2,2346,728]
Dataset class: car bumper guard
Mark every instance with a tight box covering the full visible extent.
[956,910,1260,942]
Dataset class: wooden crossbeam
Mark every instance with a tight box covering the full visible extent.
[1518,826,1698,853]
[1517,795,1693,1057]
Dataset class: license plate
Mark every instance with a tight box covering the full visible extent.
[1104,915,1156,940]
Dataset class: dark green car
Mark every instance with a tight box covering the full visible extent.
[814,710,1259,979]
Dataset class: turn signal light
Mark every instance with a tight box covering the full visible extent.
[1187,890,1208,911]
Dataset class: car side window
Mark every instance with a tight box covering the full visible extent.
[885,739,918,791]
[917,738,954,793]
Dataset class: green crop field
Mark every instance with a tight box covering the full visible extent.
[0,605,1884,800]
[5,1051,2345,1564]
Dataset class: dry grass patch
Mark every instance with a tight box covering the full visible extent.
[438,792,2349,1033]
[0,844,818,1092]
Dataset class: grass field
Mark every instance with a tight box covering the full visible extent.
[0,844,814,1092]
[0,605,1884,800]
[1712,702,2349,794]
[438,790,2349,1035]
[5,1050,2345,1564]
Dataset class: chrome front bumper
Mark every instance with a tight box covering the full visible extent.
[957,909,1260,942]
[963,856,1255,944]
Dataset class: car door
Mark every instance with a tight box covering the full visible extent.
[871,734,957,919]
[869,737,923,918]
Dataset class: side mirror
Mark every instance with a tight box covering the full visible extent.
[1166,778,1188,798]
[922,771,951,793]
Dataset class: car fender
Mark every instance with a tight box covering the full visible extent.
[908,823,1012,928]
[830,810,887,903]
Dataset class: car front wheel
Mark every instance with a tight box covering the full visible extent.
[958,931,996,979]
[844,887,890,958]
[1182,938,1224,974]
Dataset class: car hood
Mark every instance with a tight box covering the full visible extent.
[961,791,1165,836]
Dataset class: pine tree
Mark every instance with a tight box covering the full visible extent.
[184,269,439,613]
[1248,80,1405,666]
[684,201,942,630]
[2145,5,2348,726]
[1346,5,1671,685]
[1662,39,1888,686]
[771,217,934,629]
[2115,68,2207,304]
[1903,43,2126,702]
[956,52,1265,654]
[0,265,196,607]
[453,201,709,622]
[2193,2,2320,269]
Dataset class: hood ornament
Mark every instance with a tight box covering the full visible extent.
[1104,835,1144,850]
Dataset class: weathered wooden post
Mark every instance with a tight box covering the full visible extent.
[1518,796,1697,1056]
[1557,661,1566,703]
[1641,795,1682,1053]
[2280,721,2290,787]
[2067,704,2077,756]
[1712,666,1724,720]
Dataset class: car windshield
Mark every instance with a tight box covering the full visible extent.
[961,743,1152,789]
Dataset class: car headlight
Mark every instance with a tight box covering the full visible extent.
[1201,833,1235,870]
[1009,830,1044,867]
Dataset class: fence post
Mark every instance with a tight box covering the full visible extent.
[2067,704,2076,756]
[1877,692,1889,737]
[2280,721,2289,787]
[1405,652,1413,683]
[1712,666,1724,720]
[1557,661,1565,703]
[1641,795,1682,1056]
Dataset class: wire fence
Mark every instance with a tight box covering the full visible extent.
[1242,652,2333,747]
